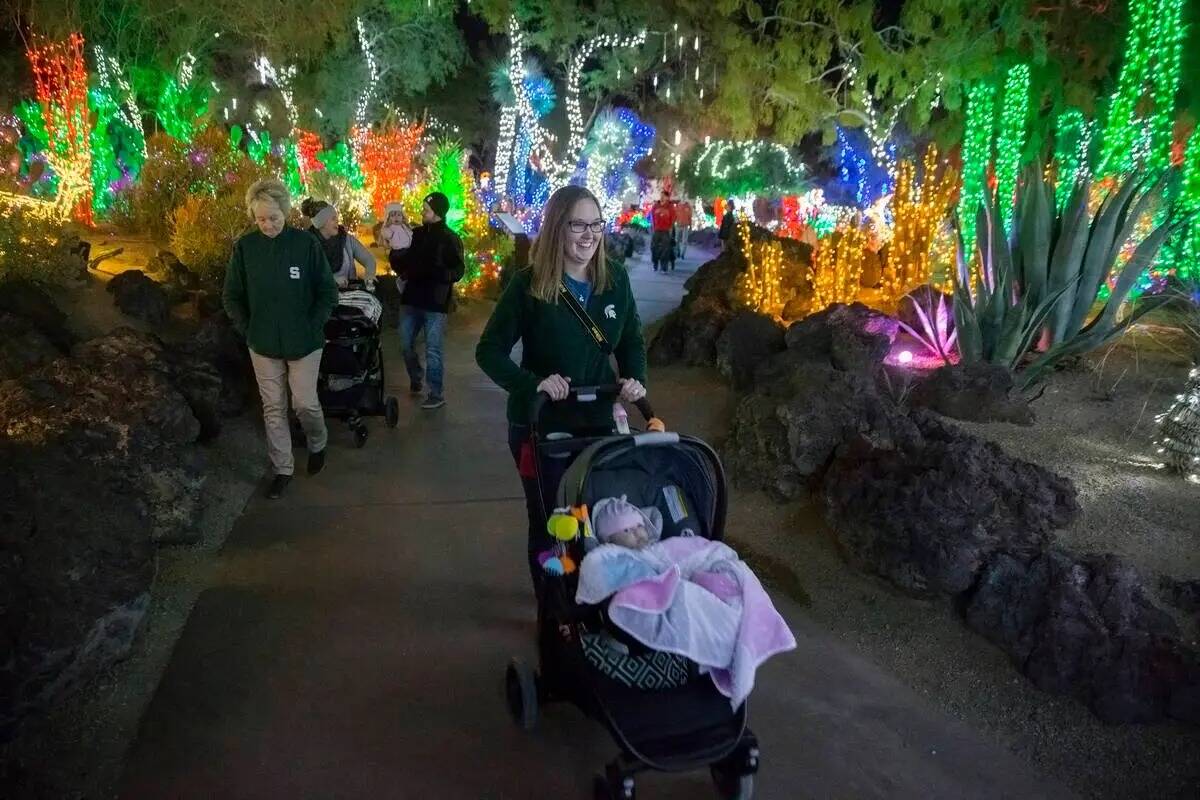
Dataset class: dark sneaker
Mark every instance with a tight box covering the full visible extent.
[307,449,326,476]
[421,395,446,410]
[266,474,292,499]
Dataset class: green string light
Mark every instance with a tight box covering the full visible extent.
[318,141,365,190]
[1052,109,1092,211]
[283,139,303,196]
[957,81,997,247]
[995,64,1031,226]
[1098,0,1185,176]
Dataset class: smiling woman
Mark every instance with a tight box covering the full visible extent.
[475,184,647,599]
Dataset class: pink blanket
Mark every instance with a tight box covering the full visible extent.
[576,537,796,709]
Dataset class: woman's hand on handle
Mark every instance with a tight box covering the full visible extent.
[618,378,646,403]
[537,374,572,401]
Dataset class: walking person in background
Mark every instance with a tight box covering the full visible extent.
[675,198,693,260]
[392,192,465,410]
[650,190,676,272]
[224,179,338,499]
[717,197,738,249]
[302,198,378,291]
[475,184,647,600]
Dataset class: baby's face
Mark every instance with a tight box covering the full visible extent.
[387,212,405,225]
[608,525,651,549]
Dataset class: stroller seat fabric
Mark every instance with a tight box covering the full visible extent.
[580,633,689,690]
[334,289,382,326]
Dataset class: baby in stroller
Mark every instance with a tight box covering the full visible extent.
[579,495,795,710]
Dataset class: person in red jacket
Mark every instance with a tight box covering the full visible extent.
[650,191,676,272]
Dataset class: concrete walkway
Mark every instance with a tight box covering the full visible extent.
[118,261,1069,799]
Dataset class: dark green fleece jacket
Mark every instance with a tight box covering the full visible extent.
[223,227,339,360]
[475,264,647,427]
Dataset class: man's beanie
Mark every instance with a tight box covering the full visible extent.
[425,192,450,220]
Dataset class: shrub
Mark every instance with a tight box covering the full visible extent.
[170,193,250,286]
[0,204,81,287]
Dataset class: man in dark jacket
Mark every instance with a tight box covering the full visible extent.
[393,191,465,409]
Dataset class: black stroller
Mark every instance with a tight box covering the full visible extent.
[504,385,760,799]
[316,284,399,446]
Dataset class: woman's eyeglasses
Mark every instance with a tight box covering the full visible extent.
[567,220,606,234]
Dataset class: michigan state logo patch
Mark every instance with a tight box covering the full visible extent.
[604,304,616,319]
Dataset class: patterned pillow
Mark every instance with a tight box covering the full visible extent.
[581,632,690,690]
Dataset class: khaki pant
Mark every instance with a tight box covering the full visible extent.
[249,348,327,476]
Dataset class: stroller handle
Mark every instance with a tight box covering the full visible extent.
[529,383,654,439]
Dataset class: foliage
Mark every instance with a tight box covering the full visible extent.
[896,292,957,365]
[131,128,268,241]
[303,168,369,232]
[169,192,250,284]
[677,139,806,199]
[952,198,1069,372]
[0,204,80,287]
[1017,164,1182,383]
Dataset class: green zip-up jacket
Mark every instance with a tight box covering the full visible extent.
[223,227,339,360]
[475,264,647,427]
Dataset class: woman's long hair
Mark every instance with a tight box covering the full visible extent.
[529,185,609,303]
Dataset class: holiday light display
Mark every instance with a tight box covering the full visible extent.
[353,16,379,158]
[152,53,208,144]
[253,56,299,134]
[1155,367,1200,483]
[957,81,997,248]
[883,146,960,306]
[1099,0,1186,176]
[809,223,868,311]
[358,122,424,221]
[995,64,1031,226]
[93,45,145,161]
[734,216,785,318]
[1052,109,1093,211]
[679,139,805,200]
[244,127,271,164]
[583,107,654,220]
[26,33,92,224]
[563,28,646,175]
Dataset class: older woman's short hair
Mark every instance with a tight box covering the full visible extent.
[244,178,291,219]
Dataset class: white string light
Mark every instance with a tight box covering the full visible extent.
[353,16,378,156]
[92,44,145,156]
[253,55,299,134]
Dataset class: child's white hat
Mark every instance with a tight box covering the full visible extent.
[384,202,405,217]
[592,496,663,544]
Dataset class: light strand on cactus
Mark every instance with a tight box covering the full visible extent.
[1098,0,1186,176]
[995,64,1031,226]
[883,146,960,306]
[809,224,867,311]
[957,81,997,248]
[1155,367,1200,483]
[27,33,92,224]
[734,215,785,318]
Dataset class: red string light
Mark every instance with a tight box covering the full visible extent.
[27,33,93,224]
[357,123,424,221]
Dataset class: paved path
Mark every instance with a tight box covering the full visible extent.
[118,261,1069,799]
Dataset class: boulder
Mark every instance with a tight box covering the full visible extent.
[0,313,63,380]
[107,270,169,327]
[967,550,1200,724]
[783,303,897,374]
[715,312,786,390]
[0,327,210,737]
[821,409,1079,597]
[911,362,1035,425]
[178,312,254,419]
[0,279,75,351]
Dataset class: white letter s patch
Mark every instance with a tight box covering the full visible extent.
[289,266,301,280]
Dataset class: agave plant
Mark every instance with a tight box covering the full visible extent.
[1013,163,1182,384]
[952,196,1073,370]
[953,163,1183,383]
[896,291,958,365]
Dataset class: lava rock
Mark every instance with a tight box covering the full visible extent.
[0,313,63,380]
[0,279,75,352]
[967,550,1200,724]
[911,362,1035,425]
[179,312,254,419]
[821,410,1079,597]
[783,303,897,374]
[715,312,786,390]
[107,270,169,327]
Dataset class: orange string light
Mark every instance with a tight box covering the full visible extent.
[27,33,92,224]
[357,122,424,221]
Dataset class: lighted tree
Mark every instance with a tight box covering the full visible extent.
[582,107,654,220]
[26,33,93,224]
[358,121,424,221]
[677,139,806,200]
[883,146,960,305]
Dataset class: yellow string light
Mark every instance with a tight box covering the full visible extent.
[882,145,959,307]
[734,215,785,318]
[808,223,867,311]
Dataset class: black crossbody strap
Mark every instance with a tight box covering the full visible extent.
[558,282,612,355]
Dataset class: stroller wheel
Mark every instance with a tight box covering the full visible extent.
[353,426,369,448]
[384,396,400,428]
[711,765,755,799]
[504,658,538,731]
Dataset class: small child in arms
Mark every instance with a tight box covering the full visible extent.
[380,202,413,290]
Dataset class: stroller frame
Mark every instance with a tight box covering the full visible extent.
[504,385,761,800]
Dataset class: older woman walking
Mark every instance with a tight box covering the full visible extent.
[224,178,339,499]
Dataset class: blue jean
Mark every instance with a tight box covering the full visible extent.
[399,306,446,397]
